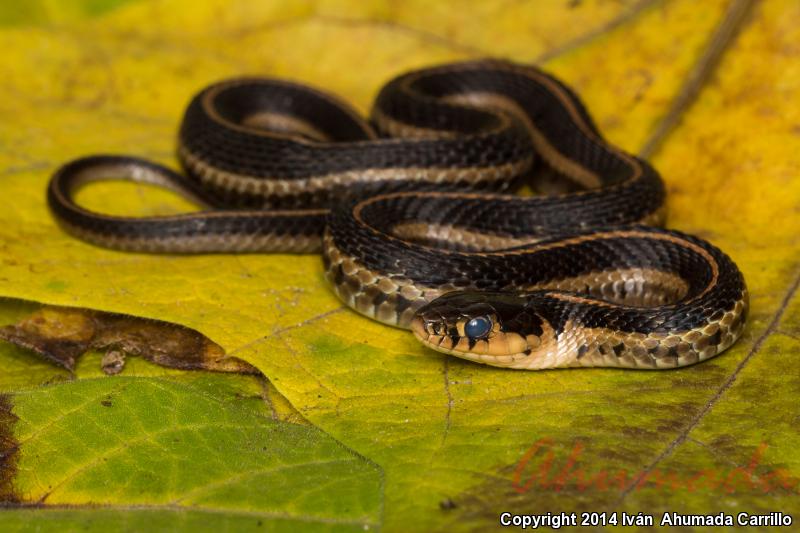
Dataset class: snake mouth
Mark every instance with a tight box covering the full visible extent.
[409,316,531,368]
[409,316,429,341]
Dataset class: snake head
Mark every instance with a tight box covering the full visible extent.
[410,291,555,368]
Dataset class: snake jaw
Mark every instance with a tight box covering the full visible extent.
[410,291,560,368]
[410,318,544,368]
[411,316,570,370]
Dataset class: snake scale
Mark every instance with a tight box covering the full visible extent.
[48,60,748,370]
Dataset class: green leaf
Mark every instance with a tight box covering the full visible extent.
[0,508,368,533]
[0,376,382,531]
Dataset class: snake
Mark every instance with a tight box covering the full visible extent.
[47,59,748,370]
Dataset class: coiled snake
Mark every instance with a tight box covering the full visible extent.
[47,60,748,370]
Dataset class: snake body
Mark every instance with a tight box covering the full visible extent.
[47,60,748,370]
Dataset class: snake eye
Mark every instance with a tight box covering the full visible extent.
[465,316,492,339]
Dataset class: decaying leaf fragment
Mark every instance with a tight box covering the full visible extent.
[0,305,258,375]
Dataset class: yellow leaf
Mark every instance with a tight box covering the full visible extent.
[0,0,798,530]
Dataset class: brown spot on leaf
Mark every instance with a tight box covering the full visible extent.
[0,305,259,375]
[439,498,457,510]
[0,394,19,504]
[0,307,93,369]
